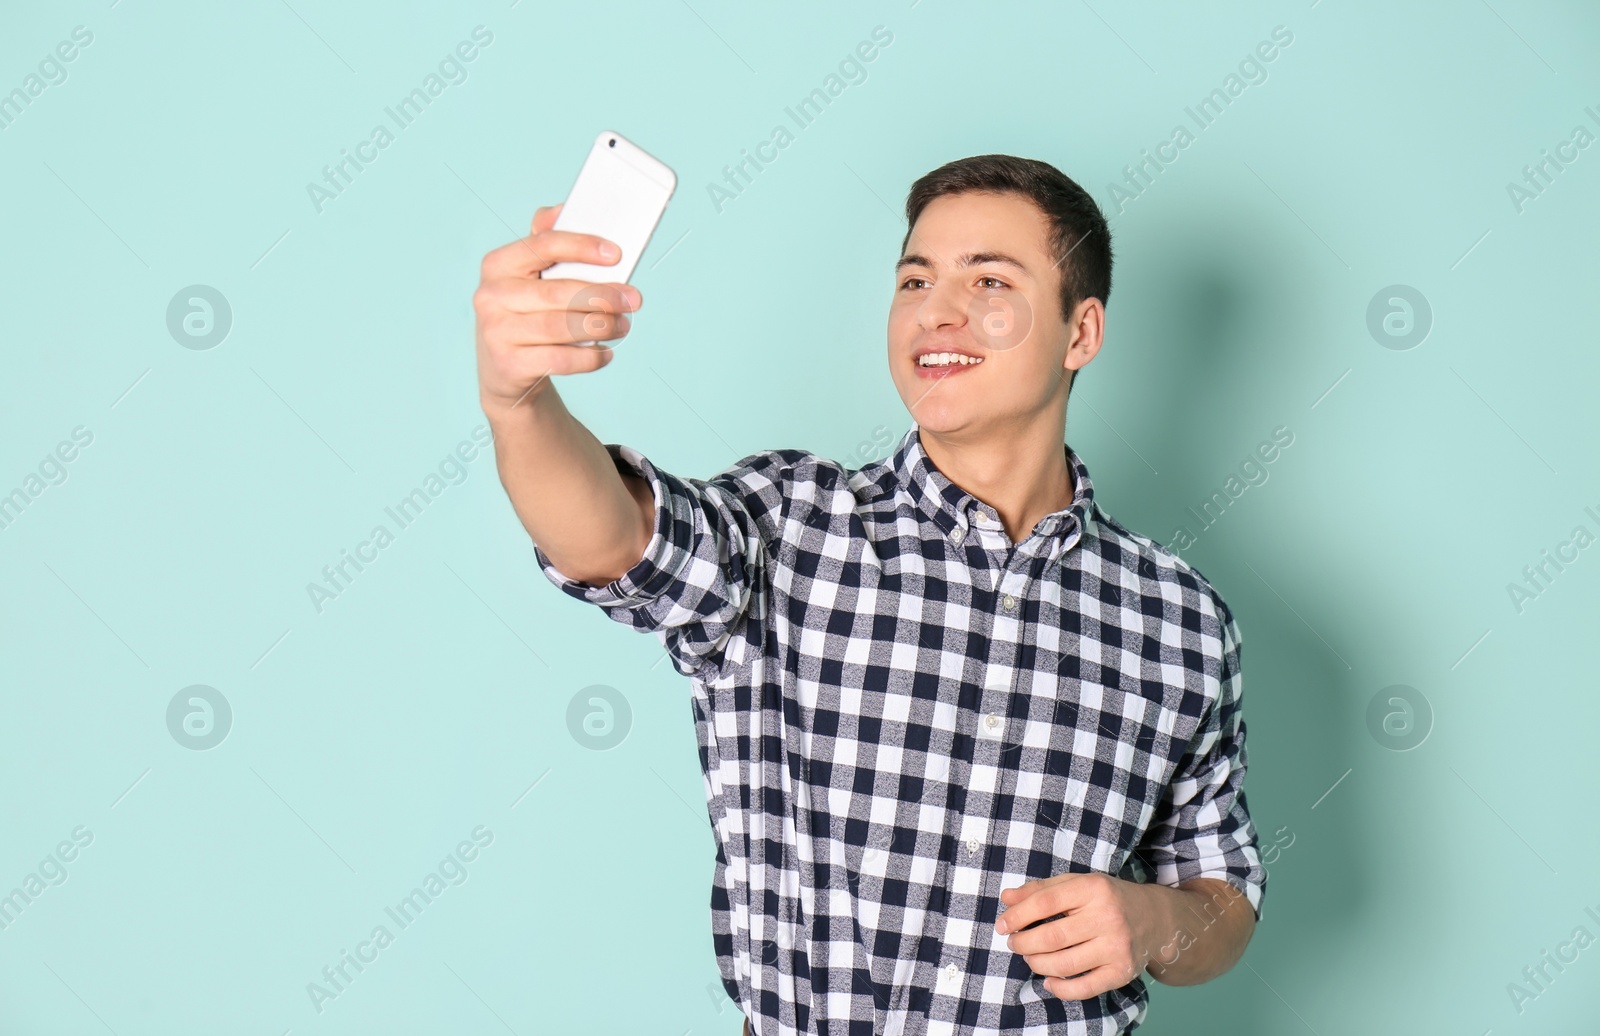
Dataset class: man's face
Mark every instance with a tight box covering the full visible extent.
[887,191,1089,438]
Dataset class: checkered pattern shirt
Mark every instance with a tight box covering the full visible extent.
[534,424,1265,1036]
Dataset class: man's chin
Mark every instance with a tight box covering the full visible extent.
[901,406,974,437]
[897,383,969,428]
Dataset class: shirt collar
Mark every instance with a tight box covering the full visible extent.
[890,423,1095,546]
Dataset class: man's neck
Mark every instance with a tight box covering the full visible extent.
[918,414,1076,544]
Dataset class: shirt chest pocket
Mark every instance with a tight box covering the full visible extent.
[1023,675,1183,875]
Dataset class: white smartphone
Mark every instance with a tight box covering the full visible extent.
[542,130,676,285]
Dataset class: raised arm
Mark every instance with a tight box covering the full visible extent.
[475,204,792,683]
[474,203,651,585]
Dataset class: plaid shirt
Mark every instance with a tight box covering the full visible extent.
[534,424,1265,1036]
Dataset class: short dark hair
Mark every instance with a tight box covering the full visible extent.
[900,154,1113,323]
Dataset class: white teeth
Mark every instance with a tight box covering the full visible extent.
[917,352,983,368]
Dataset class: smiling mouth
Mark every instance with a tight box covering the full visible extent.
[916,352,985,369]
[914,351,985,379]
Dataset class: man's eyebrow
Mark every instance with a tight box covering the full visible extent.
[894,251,1030,273]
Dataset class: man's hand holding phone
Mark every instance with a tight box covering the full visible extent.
[473,202,641,418]
[474,132,673,584]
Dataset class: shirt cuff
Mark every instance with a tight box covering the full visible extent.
[532,443,694,609]
[1193,871,1264,923]
[1121,850,1265,922]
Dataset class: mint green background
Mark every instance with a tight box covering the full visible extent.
[3,1,1598,1033]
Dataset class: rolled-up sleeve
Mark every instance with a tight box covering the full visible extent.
[532,443,790,682]
[1125,608,1267,920]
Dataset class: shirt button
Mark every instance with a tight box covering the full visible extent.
[949,526,963,542]
[982,713,1002,733]
[1001,594,1017,612]
[965,837,981,855]
[943,962,960,984]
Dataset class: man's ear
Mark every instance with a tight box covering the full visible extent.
[1064,297,1104,373]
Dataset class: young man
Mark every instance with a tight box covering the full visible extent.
[473,155,1265,1035]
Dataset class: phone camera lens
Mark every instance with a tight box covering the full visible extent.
[608,138,616,148]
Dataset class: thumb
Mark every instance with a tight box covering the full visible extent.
[531,203,563,235]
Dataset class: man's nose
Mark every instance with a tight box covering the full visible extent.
[917,281,969,332]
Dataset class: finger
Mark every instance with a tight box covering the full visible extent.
[1021,940,1100,984]
[997,875,1094,934]
[563,308,632,344]
[999,874,1070,905]
[485,308,632,347]
[1005,913,1094,957]
[531,202,563,235]
[1000,870,1082,903]
[499,342,617,385]
[481,229,620,279]
[479,277,639,317]
[1044,963,1126,1002]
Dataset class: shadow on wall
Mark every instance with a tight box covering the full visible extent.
[1139,615,1362,1036]
[1098,211,1368,1035]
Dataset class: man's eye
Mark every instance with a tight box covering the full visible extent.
[900,277,928,290]
[977,276,1008,290]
